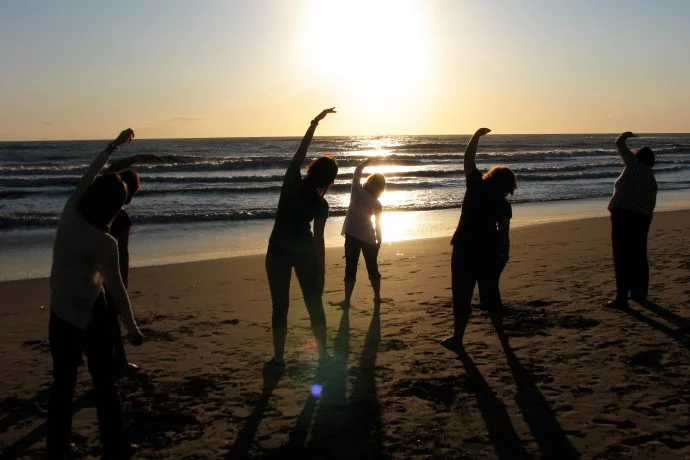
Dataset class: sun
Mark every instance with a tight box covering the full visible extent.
[300,0,432,115]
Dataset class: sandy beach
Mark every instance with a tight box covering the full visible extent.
[1,210,689,459]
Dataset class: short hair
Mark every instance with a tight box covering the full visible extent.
[484,165,517,196]
[119,169,141,204]
[364,173,386,197]
[307,154,339,188]
[634,147,655,167]
[78,173,127,228]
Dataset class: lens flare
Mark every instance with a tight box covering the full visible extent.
[310,384,323,397]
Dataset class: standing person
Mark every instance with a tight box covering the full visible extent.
[102,155,160,377]
[266,108,338,367]
[606,131,658,308]
[441,128,517,352]
[333,158,385,308]
[47,129,144,459]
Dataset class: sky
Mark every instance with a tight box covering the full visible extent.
[1,0,690,140]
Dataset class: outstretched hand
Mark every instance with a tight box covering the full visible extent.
[111,128,135,148]
[360,157,372,167]
[313,107,336,124]
[618,131,636,140]
[475,128,491,137]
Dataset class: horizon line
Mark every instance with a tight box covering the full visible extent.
[2,131,690,143]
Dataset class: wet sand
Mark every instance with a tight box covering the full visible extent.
[1,210,689,459]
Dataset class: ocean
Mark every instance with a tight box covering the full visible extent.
[2,134,690,281]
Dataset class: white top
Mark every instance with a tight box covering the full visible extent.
[341,164,382,244]
[49,147,138,332]
[608,156,657,216]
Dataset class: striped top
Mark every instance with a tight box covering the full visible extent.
[608,157,657,216]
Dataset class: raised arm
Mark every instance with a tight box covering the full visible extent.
[313,215,327,296]
[104,154,162,174]
[72,129,135,202]
[615,131,636,165]
[464,128,491,179]
[353,158,371,186]
[291,107,336,165]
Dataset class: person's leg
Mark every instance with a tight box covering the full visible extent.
[47,311,84,457]
[630,213,652,301]
[443,245,476,348]
[477,258,504,332]
[84,302,128,454]
[294,251,329,359]
[338,235,360,308]
[610,210,632,305]
[266,246,292,362]
[361,241,381,304]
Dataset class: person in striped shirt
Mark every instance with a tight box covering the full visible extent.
[606,131,658,309]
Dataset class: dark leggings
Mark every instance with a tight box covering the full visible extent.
[344,234,380,281]
[47,298,126,456]
[266,243,326,330]
[611,208,652,300]
[451,245,503,336]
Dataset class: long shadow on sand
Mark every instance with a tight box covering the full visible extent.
[617,303,690,349]
[494,319,581,460]
[456,349,531,459]
[0,388,96,458]
[224,363,284,459]
[266,304,385,459]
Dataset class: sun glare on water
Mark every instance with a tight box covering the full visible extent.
[301,0,432,115]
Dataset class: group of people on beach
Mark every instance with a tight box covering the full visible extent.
[45,108,659,458]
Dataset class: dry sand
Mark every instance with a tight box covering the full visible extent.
[1,210,689,459]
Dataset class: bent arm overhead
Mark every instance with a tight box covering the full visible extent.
[615,131,636,165]
[104,154,162,174]
[72,129,135,203]
[291,107,336,165]
[464,128,491,180]
[353,158,370,186]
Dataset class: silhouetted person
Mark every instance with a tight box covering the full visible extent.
[606,131,658,309]
[442,128,517,352]
[334,158,386,308]
[101,154,160,377]
[266,108,338,367]
[47,129,144,458]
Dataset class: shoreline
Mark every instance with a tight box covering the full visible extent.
[2,188,690,282]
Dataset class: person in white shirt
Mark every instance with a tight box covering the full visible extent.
[334,158,386,308]
[606,131,658,309]
[47,128,144,459]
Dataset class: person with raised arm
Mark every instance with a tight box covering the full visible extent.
[441,128,517,352]
[333,157,386,309]
[606,131,658,309]
[47,129,144,459]
[265,108,339,368]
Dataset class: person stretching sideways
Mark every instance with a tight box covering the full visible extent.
[442,128,517,352]
[334,158,386,308]
[265,108,338,368]
[47,129,143,459]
